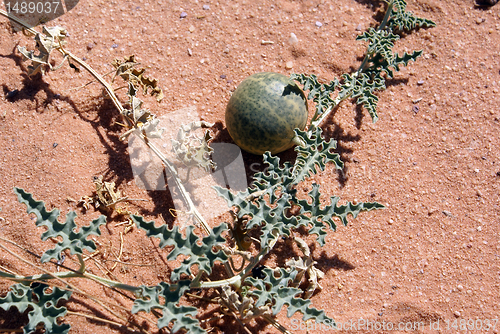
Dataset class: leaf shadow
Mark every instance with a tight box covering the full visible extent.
[319,114,361,188]
[186,287,271,334]
[66,294,148,334]
[0,307,29,332]
[0,45,79,114]
[210,121,299,188]
[76,96,177,226]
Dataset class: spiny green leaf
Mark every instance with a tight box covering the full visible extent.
[357,28,400,62]
[291,73,338,119]
[214,186,294,247]
[131,215,228,281]
[245,268,334,325]
[14,187,106,263]
[296,184,385,245]
[0,283,71,334]
[132,281,205,334]
[293,127,344,183]
[387,0,436,32]
[340,72,385,122]
[251,153,295,200]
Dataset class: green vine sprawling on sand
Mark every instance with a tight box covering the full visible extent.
[0,1,434,333]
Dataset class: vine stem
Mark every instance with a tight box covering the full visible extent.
[0,9,211,235]
[305,0,395,130]
[353,0,394,77]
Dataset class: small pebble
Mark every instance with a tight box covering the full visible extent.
[442,210,453,217]
[111,43,118,49]
[86,42,95,51]
[6,89,18,99]
[315,21,323,27]
[412,105,419,113]
[202,5,210,10]
[52,143,58,148]
[285,61,293,69]
[180,11,187,18]
[220,74,227,79]
[189,25,195,33]
[454,311,461,317]
[356,24,363,31]
[223,47,230,54]
[417,80,425,85]
[288,33,298,44]
[187,48,193,56]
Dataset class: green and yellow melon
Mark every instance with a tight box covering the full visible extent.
[225,72,308,155]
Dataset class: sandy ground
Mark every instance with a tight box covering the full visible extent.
[0,0,499,333]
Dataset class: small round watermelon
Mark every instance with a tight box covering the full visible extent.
[225,72,309,155]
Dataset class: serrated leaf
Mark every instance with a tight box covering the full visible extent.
[17,26,68,76]
[370,50,424,79]
[387,0,436,32]
[0,283,71,334]
[293,127,344,183]
[297,184,385,245]
[14,187,106,263]
[131,215,228,281]
[132,281,205,334]
[291,73,338,119]
[340,72,385,122]
[171,121,216,173]
[245,268,334,326]
[112,55,164,102]
[251,153,295,199]
[214,154,297,246]
[357,28,400,62]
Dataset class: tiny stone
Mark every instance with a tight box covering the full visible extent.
[86,42,95,50]
[356,24,363,31]
[289,32,298,44]
[189,25,195,33]
[187,48,193,56]
[111,43,118,49]
[6,89,18,99]
[203,4,210,10]
[223,47,230,54]
[315,21,323,27]
[476,18,485,24]
[220,74,227,79]
[180,11,187,18]
[417,80,425,85]
[52,143,58,148]
[412,105,420,113]
[477,226,482,232]
[457,284,464,291]
[285,61,293,69]
[442,210,453,217]
[454,311,461,317]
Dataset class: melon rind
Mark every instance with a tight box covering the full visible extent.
[225,72,308,155]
